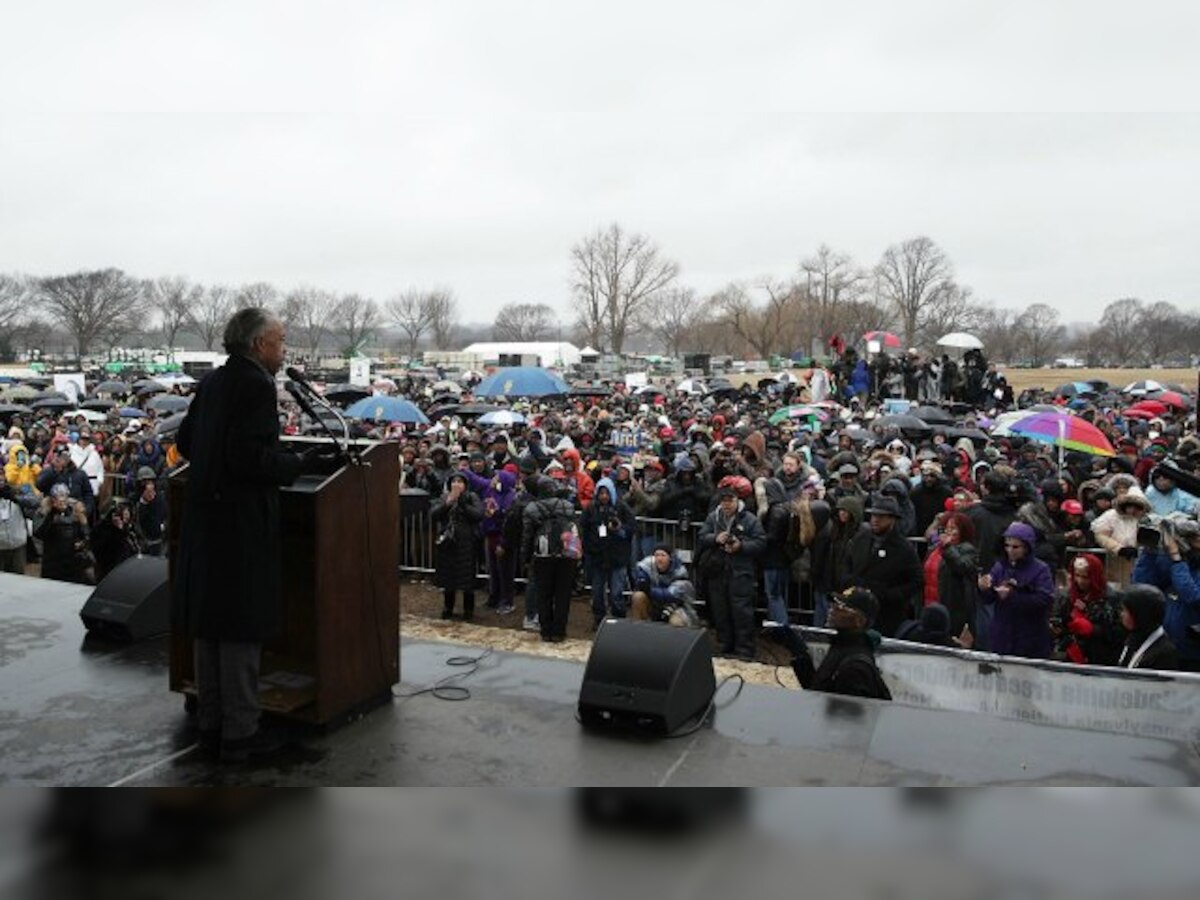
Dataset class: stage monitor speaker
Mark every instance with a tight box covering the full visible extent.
[79,556,170,641]
[578,620,715,736]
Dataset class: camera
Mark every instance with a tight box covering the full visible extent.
[1137,514,1175,549]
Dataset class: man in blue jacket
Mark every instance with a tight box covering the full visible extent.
[581,476,634,628]
[1132,517,1200,672]
[698,485,766,660]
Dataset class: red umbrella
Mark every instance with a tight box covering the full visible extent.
[1127,399,1168,416]
[1121,408,1156,421]
[862,330,902,349]
[1148,389,1188,410]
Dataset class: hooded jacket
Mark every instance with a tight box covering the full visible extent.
[759,477,793,569]
[560,448,595,509]
[465,468,517,539]
[1056,552,1124,666]
[1132,546,1200,663]
[1118,586,1179,670]
[3,444,40,495]
[580,476,633,569]
[633,551,698,626]
[983,521,1054,659]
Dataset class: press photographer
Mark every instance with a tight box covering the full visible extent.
[1131,512,1200,672]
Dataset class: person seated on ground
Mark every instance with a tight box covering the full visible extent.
[779,587,892,701]
[631,543,698,627]
[1117,584,1179,670]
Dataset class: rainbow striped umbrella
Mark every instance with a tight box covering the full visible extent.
[991,410,1114,458]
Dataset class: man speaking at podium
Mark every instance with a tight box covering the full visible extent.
[174,307,334,763]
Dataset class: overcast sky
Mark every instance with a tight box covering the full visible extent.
[3,2,1199,326]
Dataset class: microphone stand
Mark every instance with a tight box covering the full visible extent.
[291,381,367,467]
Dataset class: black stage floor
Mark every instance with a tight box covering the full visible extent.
[3,573,1199,786]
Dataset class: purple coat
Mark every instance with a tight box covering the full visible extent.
[466,469,517,540]
[984,551,1055,660]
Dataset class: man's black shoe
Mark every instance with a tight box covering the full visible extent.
[197,729,221,758]
[220,729,288,763]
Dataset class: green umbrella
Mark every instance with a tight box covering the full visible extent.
[768,404,828,426]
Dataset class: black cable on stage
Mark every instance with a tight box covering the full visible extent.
[392,648,494,702]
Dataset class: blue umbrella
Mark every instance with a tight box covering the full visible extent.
[474,367,569,398]
[344,396,429,425]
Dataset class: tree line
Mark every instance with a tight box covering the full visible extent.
[1,227,1196,366]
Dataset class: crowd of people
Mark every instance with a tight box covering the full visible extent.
[0,403,178,584]
[4,344,1199,693]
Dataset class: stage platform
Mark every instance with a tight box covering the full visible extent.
[2,572,1199,786]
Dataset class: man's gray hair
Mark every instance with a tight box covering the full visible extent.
[223,307,279,355]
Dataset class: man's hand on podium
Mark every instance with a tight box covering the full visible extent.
[300,443,344,476]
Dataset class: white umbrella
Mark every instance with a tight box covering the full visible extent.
[936,332,984,350]
[63,409,108,423]
[675,378,706,396]
[1122,380,1166,396]
[478,410,526,427]
[431,380,462,394]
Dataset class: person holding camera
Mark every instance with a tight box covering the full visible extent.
[698,484,765,660]
[34,483,93,584]
[580,476,634,628]
[1091,486,1151,587]
[1131,516,1200,672]
[431,471,484,621]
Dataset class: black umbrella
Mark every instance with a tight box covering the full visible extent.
[0,402,31,417]
[425,403,461,420]
[840,426,873,443]
[945,426,990,447]
[29,390,70,403]
[145,394,191,414]
[455,403,501,418]
[325,384,371,406]
[20,377,52,389]
[154,412,187,436]
[135,382,167,397]
[1086,379,1110,392]
[81,399,118,413]
[871,414,933,437]
[92,380,130,396]
[707,378,735,392]
[911,405,955,425]
[570,384,613,397]
[131,378,166,392]
[31,397,73,411]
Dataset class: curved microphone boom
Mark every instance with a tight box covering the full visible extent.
[285,366,360,465]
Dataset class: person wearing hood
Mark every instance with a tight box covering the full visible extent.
[3,442,40,498]
[1091,486,1151,586]
[877,474,916,540]
[70,431,104,497]
[465,467,518,614]
[909,460,954,537]
[698,485,766,660]
[966,470,1017,575]
[759,477,794,625]
[735,431,772,481]
[657,454,711,525]
[428,445,454,493]
[559,447,595,510]
[923,511,979,642]
[977,521,1054,659]
[1117,584,1179,670]
[843,494,923,638]
[430,471,484,621]
[631,544,698,627]
[896,602,958,648]
[0,466,40,574]
[581,476,634,628]
[522,475,580,642]
[36,444,95,521]
[1132,516,1200,671]
[1053,552,1123,666]
[1145,465,1199,518]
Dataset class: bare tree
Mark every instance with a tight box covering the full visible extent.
[188,285,235,351]
[385,290,437,357]
[974,305,1021,363]
[711,281,797,359]
[570,223,679,354]
[1013,303,1066,366]
[235,281,280,311]
[798,245,866,348]
[1097,297,1144,365]
[0,273,29,333]
[1138,301,1185,364]
[875,236,956,348]
[280,287,339,360]
[35,268,147,361]
[640,288,704,356]
[145,276,203,356]
[492,302,558,342]
[427,289,458,350]
[332,293,381,357]
[917,282,986,348]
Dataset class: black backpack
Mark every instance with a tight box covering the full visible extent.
[532,500,582,560]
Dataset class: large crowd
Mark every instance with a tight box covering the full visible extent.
[3,344,1198,684]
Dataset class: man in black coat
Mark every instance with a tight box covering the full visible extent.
[173,308,331,763]
[843,494,923,637]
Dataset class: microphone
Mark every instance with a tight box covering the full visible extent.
[286,366,317,395]
[283,366,361,466]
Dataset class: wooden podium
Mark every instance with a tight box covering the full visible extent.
[168,439,400,726]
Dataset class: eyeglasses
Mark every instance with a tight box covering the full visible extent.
[1003,542,1025,549]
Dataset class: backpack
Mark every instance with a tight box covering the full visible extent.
[533,500,582,560]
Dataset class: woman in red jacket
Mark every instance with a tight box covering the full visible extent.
[1052,552,1124,666]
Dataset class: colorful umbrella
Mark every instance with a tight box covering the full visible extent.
[1122,380,1165,396]
[991,410,1114,457]
[862,330,902,349]
[768,405,829,426]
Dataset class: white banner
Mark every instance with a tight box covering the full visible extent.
[349,357,371,387]
[800,630,1200,743]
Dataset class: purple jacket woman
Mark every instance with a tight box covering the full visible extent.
[980,521,1054,659]
[466,468,518,611]
[465,469,517,539]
